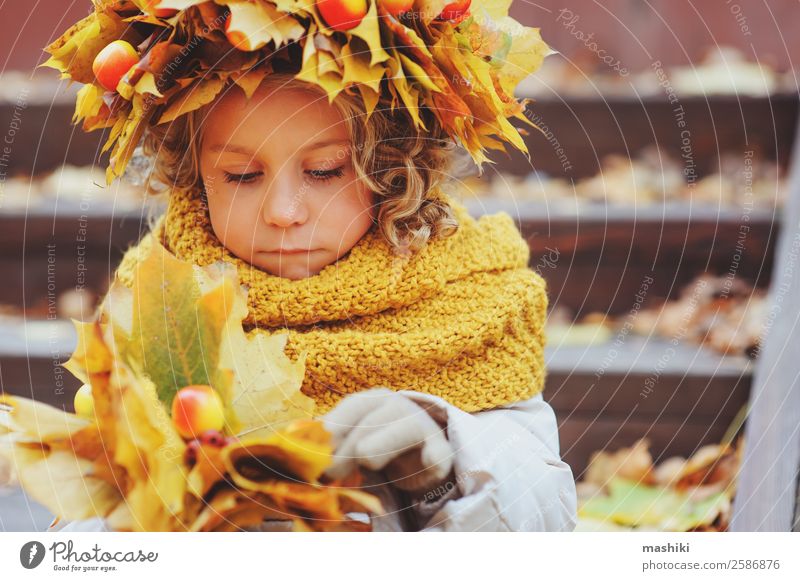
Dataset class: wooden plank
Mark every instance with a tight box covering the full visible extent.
[556,415,736,479]
[0,99,110,176]
[521,220,776,317]
[730,116,800,531]
[495,94,799,178]
[462,200,777,316]
[464,198,780,224]
[0,320,79,411]
[543,338,752,476]
[545,337,753,379]
[0,201,157,309]
[545,342,752,418]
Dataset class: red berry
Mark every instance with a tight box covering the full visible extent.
[92,40,139,92]
[317,0,368,32]
[438,0,471,22]
[184,439,201,467]
[198,429,227,447]
[171,384,225,440]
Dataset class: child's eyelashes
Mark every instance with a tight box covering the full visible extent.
[223,171,262,184]
[305,166,345,183]
[221,166,345,185]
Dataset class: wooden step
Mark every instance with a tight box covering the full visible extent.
[544,337,752,475]
[0,320,751,477]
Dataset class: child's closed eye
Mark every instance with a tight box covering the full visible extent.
[223,171,262,184]
[305,166,345,183]
[222,166,345,185]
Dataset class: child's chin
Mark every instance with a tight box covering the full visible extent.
[276,268,315,280]
[256,260,326,280]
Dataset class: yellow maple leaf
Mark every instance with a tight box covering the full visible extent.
[107,93,157,183]
[297,24,344,102]
[340,42,385,93]
[73,83,106,124]
[221,0,305,51]
[225,420,331,486]
[348,1,390,67]
[39,10,137,85]
[0,396,125,521]
[157,75,226,125]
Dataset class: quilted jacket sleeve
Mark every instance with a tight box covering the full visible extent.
[400,390,578,532]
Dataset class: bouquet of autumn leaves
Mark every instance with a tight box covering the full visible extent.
[0,241,382,532]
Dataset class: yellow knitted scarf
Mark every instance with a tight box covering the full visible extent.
[114,187,549,414]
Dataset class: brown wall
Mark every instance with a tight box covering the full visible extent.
[513,0,798,72]
[1,1,90,72]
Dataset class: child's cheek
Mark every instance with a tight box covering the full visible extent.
[207,189,260,251]
[323,186,375,247]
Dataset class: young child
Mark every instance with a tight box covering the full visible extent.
[46,1,576,532]
[52,72,576,532]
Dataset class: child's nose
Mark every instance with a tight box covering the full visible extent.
[260,177,309,228]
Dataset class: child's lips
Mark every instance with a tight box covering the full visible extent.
[263,248,318,255]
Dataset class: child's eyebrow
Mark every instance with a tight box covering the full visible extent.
[208,143,254,156]
[303,138,350,152]
[208,139,350,156]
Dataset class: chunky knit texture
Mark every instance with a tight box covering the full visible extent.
[113,186,549,415]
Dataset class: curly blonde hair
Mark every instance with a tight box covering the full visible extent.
[141,73,460,252]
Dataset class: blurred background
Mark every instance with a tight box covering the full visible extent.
[0,1,797,531]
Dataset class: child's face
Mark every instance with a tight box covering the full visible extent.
[198,84,375,280]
